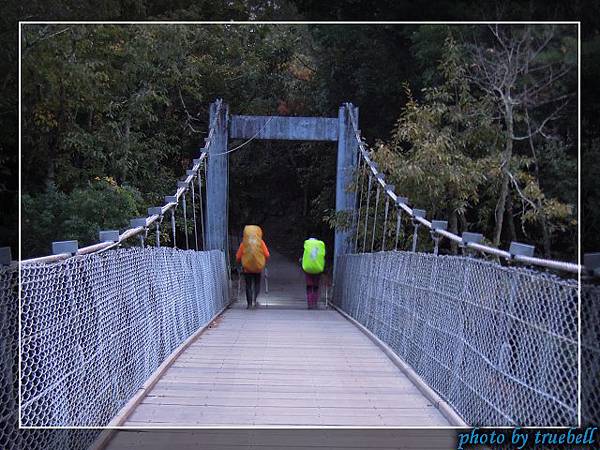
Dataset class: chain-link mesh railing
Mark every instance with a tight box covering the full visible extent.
[18,247,229,427]
[1,263,20,447]
[582,282,600,426]
[3,264,102,449]
[334,251,578,426]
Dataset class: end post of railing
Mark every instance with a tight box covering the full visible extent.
[0,247,12,266]
[411,209,426,252]
[584,253,600,278]
[430,220,448,256]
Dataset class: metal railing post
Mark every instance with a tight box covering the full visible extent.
[194,159,206,250]
[394,197,408,251]
[178,181,190,250]
[411,209,426,253]
[354,155,365,253]
[165,196,178,248]
[381,184,393,252]
[430,220,448,256]
[148,207,163,248]
[370,175,383,253]
[187,170,199,251]
[362,174,373,253]
[130,218,147,248]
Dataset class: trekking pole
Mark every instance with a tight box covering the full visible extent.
[264,266,269,294]
[237,266,241,301]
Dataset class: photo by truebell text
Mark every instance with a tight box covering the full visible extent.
[457,427,598,449]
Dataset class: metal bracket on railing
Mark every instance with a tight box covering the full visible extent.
[430,220,448,256]
[52,240,78,256]
[509,242,535,259]
[411,209,426,253]
[461,232,483,257]
[99,230,120,243]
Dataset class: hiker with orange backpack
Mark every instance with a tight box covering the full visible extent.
[236,225,270,309]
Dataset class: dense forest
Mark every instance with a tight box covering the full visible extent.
[1,1,597,262]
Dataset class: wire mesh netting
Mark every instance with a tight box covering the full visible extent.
[333,251,579,426]
[16,247,229,428]
[3,264,102,449]
[582,282,600,426]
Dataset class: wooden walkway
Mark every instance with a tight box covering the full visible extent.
[120,306,449,427]
[102,251,451,431]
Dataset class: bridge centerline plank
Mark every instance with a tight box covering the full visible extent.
[120,308,449,427]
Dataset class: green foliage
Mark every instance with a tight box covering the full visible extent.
[22,179,142,257]
[18,21,580,260]
[21,23,313,257]
[375,39,499,229]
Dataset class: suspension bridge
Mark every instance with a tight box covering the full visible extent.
[1,99,599,449]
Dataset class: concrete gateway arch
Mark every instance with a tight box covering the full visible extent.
[204,99,359,261]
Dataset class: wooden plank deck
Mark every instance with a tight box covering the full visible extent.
[120,307,450,427]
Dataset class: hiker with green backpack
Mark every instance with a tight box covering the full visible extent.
[301,238,326,309]
[236,225,270,309]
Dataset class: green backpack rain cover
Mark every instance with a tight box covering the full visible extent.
[302,239,326,274]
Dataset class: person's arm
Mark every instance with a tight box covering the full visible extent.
[235,243,244,263]
[261,241,270,260]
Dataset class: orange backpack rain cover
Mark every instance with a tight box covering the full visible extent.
[241,225,266,273]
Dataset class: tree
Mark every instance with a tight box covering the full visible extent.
[373,38,500,252]
[464,24,577,252]
[20,23,309,257]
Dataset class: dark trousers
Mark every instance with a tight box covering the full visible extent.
[305,273,321,308]
[244,273,261,306]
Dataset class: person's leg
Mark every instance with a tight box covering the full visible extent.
[244,273,253,308]
[313,275,321,308]
[305,273,312,309]
[310,286,318,309]
[253,273,261,306]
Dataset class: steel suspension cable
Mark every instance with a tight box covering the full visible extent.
[170,209,177,249]
[198,166,205,250]
[354,152,365,253]
[362,175,373,253]
[155,219,161,248]
[203,162,208,248]
[381,195,390,252]
[182,190,189,250]
[371,184,381,253]
[394,206,403,251]
[190,179,199,251]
